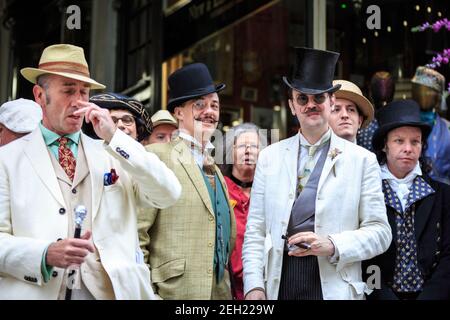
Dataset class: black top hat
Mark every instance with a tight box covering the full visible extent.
[167,63,225,112]
[372,99,432,151]
[84,93,152,142]
[283,47,341,95]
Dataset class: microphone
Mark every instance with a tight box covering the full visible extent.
[65,205,87,300]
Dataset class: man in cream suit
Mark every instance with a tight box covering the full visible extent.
[0,44,181,300]
[139,63,235,299]
[243,47,392,300]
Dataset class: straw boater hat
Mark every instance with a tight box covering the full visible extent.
[151,110,178,129]
[332,80,374,128]
[20,44,105,89]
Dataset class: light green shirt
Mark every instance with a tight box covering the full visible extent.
[39,123,80,160]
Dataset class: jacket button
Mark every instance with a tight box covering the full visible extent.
[207,268,212,275]
[208,216,213,221]
[59,208,66,214]
[52,271,58,278]
[208,242,213,247]
[71,189,77,194]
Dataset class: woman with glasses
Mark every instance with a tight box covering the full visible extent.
[220,122,266,300]
[83,93,152,143]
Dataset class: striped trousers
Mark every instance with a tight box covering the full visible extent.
[277,251,323,300]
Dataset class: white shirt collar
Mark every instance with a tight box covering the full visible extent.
[380,162,422,183]
[299,128,332,147]
[178,131,214,152]
[381,162,422,211]
[178,131,214,167]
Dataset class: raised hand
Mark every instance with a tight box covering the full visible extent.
[74,100,116,143]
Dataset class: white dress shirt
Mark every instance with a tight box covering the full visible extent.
[380,162,422,211]
[178,131,215,167]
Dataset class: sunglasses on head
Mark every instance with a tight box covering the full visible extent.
[294,93,328,106]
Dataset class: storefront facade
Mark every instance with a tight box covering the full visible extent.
[0,0,448,138]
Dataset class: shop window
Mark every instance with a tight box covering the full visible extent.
[162,0,307,138]
[327,0,449,114]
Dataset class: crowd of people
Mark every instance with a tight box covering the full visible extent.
[0,43,449,300]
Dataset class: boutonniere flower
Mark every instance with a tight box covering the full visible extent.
[328,148,342,177]
[328,148,342,161]
[229,199,237,209]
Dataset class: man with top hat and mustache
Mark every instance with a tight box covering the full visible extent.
[242,47,391,300]
[138,63,236,299]
[0,44,181,299]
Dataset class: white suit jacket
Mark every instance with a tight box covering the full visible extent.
[242,131,392,300]
[0,128,181,299]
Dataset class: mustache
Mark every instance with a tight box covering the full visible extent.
[193,115,219,123]
[301,106,321,114]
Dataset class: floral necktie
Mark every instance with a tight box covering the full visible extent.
[58,137,76,181]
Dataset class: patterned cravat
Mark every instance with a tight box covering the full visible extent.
[58,137,76,181]
[300,145,318,186]
[297,136,329,195]
[203,153,216,190]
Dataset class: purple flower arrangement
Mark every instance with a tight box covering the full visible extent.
[412,18,450,92]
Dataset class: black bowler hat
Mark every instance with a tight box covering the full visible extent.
[372,99,432,151]
[167,63,225,112]
[283,47,341,94]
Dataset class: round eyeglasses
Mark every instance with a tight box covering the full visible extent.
[111,115,135,126]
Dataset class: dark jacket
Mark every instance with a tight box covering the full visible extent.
[363,176,450,300]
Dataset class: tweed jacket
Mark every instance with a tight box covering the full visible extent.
[139,137,236,299]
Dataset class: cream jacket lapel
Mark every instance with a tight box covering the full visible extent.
[23,129,65,207]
